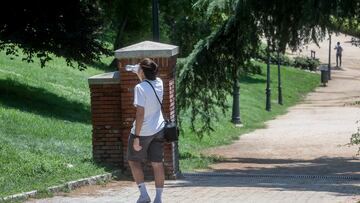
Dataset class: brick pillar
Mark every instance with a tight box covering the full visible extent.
[115,41,181,179]
[88,72,123,168]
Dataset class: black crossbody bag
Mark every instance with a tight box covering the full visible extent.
[144,80,179,142]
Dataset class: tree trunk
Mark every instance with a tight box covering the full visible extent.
[113,16,128,50]
[109,16,128,69]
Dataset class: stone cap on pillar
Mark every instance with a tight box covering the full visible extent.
[114,41,179,59]
[88,71,120,85]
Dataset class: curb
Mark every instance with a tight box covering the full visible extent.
[0,170,121,203]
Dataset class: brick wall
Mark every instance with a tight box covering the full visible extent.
[90,83,123,168]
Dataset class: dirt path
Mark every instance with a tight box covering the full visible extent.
[26,34,360,203]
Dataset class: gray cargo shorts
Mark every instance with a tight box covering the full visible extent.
[127,129,165,162]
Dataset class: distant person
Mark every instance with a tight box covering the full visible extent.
[334,42,343,67]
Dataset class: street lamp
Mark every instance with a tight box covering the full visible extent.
[265,41,271,111]
[152,0,160,42]
[328,34,331,80]
[231,66,241,124]
[277,51,283,105]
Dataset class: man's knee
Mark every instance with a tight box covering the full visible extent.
[151,162,163,169]
[129,160,141,167]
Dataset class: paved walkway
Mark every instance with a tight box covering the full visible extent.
[27,34,360,203]
[27,175,359,203]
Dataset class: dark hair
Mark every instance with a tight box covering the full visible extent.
[140,58,158,80]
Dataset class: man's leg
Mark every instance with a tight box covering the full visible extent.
[129,160,144,184]
[129,160,151,203]
[339,54,342,67]
[336,54,339,67]
[148,130,165,203]
[152,162,164,203]
[152,162,165,187]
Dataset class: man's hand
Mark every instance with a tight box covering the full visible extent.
[133,138,142,151]
[134,106,144,151]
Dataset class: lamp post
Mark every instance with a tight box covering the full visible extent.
[328,34,331,80]
[277,51,283,105]
[265,41,271,111]
[231,66,241,124]
[152,0,160,42]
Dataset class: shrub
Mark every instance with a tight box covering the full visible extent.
[254,46,294,67]
[243,60,262,75]
[293,56,320,71]
[350,121,360,155]
[255,45,320,71]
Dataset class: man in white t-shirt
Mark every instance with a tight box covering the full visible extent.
[127,58,165,203]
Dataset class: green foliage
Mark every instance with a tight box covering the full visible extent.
[350,121,360,155]
[256,0,359,52]
[100,0,153,50]
[160,0,212,57]
[193,0,238,24]
[255,45,294,66]
[100,0,216,57]
[255,44,320,71]
[176,0,262,137]
[160,0,240,57]
[330,17,360,38]
[352,37,360,47]
[0,1,109,70]
[293,56,320,71]
[329,16,360,47]
[180,152,222,171]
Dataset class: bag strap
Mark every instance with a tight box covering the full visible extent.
[144,80,162,106]
[143,80,168,121]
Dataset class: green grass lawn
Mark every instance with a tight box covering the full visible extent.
[0,52,116,197]
[0,50,319,197]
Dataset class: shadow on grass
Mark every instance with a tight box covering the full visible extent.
[176,157,360,196]
[0,78,91,123]
[240,76,266,84]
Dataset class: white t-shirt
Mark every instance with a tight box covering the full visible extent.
[335,45,343,54]
[130,77,165,136]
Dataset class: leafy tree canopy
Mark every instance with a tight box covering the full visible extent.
[100,0,152,50]
[0,0,109,69]
[159,0,213,57]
